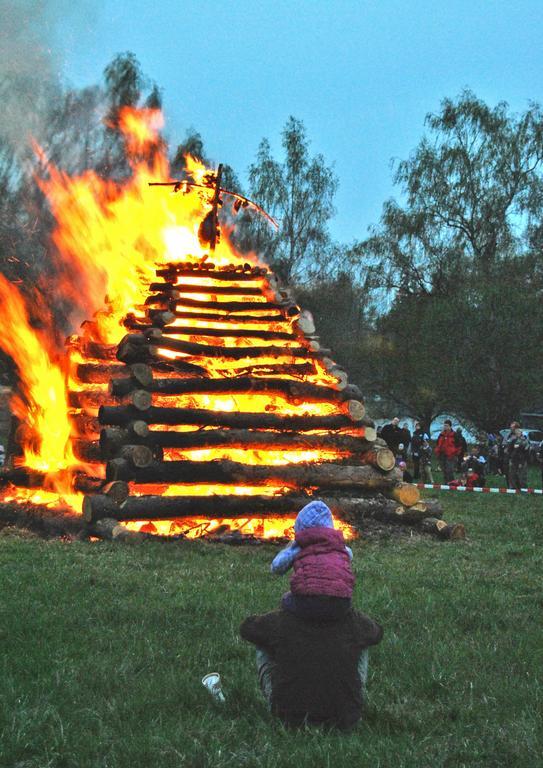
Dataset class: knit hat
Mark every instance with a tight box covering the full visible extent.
[294,500,334,532]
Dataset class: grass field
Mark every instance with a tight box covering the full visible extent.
[1,485,542,768]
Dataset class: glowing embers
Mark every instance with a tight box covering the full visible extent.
[121,515,356,540]
[1,486,83,513]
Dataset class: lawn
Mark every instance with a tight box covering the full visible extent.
[0,489,542,768]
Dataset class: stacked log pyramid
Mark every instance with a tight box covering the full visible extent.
[73,258,448,535]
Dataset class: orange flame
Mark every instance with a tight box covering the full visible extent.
[0,106,362,536]
[0,275,74,478]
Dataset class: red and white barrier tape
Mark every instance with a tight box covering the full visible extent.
[415,483,543,495]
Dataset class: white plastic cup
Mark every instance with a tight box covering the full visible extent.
[202,672,226,703]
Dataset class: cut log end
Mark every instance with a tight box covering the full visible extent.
[388,482,420,507]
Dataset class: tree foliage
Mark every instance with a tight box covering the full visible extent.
[248,117,338,282]
[356,92,543,427]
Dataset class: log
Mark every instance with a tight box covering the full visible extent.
[322,358,349,390]
[118,444,155,468]
[295,310,316,335]
[101,480,129,505]
[359,449,396,472]
[74,362,126,384]
[105,457,400,488]
[420,517,466,541]
[131,390,152,411]
[68,390,116,409]
[68,387,152,411]
[155,267,268,281]
[386,483,420,507]
[410,499,443,518]
[161,310,289,324]
[69,412,100,436]
[81,492,385,523]
[0,502,87,539]
[98,404,373,431]
[100,421,150,447]
[109,375,363,402]
[80,342,118,361]
[127,428,375,452]
[147,295,300,317]
[72,439,103,462]
[148,336,320,361]
[141,310,176,327]
[91,517,148,542]
[125,322,297,342]
[149,282,265,296]
[345,400,366,421]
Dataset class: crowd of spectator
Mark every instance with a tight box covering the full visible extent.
[377,419,543,490]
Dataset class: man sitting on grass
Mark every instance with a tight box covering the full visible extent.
[240,606,383,730]
[240,501,383,730]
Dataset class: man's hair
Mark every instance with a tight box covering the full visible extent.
[444,419,452,427]
[511,421,520,430]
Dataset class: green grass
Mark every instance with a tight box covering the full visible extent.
[1,491,542,768]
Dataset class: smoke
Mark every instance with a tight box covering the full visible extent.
[0,0,98,153]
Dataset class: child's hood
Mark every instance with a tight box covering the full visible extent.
[294,500,334,532]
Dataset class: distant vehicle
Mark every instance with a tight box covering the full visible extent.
[527,430,543,462]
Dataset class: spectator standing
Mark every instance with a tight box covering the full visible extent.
[435,420,459,482]
[380,417,404,453]
[419,439,434,483]
[455,428,468,471]
[410,422,429,480]
[400,422,412,452]
[538,440,543,489]
[504,422,530,490]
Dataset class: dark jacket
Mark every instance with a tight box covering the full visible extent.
[240,608,383,730]
[380,423,403,452]
[411,428,426,457]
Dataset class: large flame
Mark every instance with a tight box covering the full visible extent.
[0,274,73,477]
[0,106,357,539]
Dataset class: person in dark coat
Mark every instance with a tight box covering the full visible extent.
[410,421,429,480]
[380,417,403,452]
[240,608,383,730]
[504,422,530,490]
[454,428,468,471]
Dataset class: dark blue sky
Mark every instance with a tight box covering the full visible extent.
[57,0,543,243]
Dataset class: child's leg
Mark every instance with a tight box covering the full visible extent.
[255,648,275,708]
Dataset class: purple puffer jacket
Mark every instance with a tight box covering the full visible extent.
[290,526,355,598]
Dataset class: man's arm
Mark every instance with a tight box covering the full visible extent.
[351,611,384,649]
[240,610,281,650]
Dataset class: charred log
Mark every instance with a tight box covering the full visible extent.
[98,404,373,431]
[149,282,265,296]
[420,516,466,540]
[147,336,321,361]
[109,375,363,402]
[146,295,300,316]
[118,427,375,453]
[105,457,400,488]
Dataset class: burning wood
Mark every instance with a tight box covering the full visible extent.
[0,106,463,543]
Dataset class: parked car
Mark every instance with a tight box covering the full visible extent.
[526,430,543,463]
[499,427,543,463]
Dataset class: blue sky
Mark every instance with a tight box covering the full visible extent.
[56,0,543,243]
